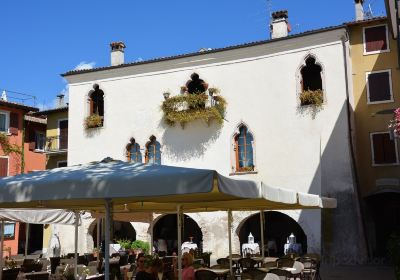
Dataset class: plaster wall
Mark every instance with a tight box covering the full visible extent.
[62,28,362,260]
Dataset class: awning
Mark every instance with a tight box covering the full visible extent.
[0,209,78,225]
[0,159,336,212]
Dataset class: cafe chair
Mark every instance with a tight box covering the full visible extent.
[195,270,219,280]
[2,268,20,280]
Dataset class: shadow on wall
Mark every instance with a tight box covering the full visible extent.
[160,119,222,161]
[301,102,367,263]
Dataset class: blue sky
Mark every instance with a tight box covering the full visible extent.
[0,0,387,110]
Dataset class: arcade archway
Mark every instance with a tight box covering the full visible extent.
[238,211,307,256]
[153,214,203,255]
[91,220,136,246]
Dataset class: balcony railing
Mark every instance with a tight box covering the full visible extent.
[44,135,68,153]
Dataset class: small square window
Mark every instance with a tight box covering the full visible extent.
[0,112,9,133]
[364,25,389,54]
[371,132,399,165]
[367,70,393,103]
[4,222,15,239]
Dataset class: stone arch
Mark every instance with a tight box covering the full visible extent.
[88,219,137,248]
[152,214,203,255]
[236,211,307,256]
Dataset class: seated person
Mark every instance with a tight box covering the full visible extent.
[173,252,194,280]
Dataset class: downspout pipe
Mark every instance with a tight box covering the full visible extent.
[341,31,370,258]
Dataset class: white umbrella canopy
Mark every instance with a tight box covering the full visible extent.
[0,208,78,225]
[0,159,336,211]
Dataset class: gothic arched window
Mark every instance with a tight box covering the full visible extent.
[145,136,161,165]
[126,138,142,163]
[234,125,254,172]
[89,84,104,117]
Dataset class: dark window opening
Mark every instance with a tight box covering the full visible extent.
[301,57,323,91]
[185,73,209,94]
[367,71,391,102]
[89,84,104,117]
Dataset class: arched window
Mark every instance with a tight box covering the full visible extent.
[145,136,161,165]
[126,138,142,163]
[300,57,322,91]
[89,84,104,117]
[234,125,254,172]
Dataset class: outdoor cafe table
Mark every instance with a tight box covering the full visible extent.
[196,268,230,280]
[257,267,297,273]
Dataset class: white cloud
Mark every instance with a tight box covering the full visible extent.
[135,57,144,62]
[74,61,96,71]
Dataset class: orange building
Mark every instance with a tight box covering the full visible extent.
[0,100,47,257]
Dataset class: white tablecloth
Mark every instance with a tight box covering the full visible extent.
[181,242,197,253]
[242,243,260,256]
[283,243,302,255]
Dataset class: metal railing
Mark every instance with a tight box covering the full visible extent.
[44,135,68,152]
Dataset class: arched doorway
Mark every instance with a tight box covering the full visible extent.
[153,214,202,255]
[365,191,400,258]
[91,220,136,246]
[238,211,307,257]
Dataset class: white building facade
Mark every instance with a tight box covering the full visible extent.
[59,24,366,262]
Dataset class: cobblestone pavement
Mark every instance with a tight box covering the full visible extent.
[320,265,396,280]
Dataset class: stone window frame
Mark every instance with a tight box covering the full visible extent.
[366,69,394,105]
[370,131,399,167]
[230,122,257,175]
[362,24,390,55]
[295,53,327,106]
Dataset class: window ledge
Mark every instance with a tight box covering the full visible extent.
[363,49,390,56]
[372,163,399,167]
[34,149,45,153]
[229,171,258,176]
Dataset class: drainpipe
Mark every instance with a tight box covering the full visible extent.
[396,0,400,69]
[21,115,25,173]
[341,32,370,258]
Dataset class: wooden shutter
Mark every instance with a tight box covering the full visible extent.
[368,72,391,102]
[59,120,68,150]
[28,129,36,151]
[365,25,387,52]
[9,112,19,135]
[372,133,397,164]
[0,158,8,177]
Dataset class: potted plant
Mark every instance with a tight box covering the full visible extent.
[84,114,103,129]
[131,240,150,255]
[299,89,324,106]
[117,239,132,253]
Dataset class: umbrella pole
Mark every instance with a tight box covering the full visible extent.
[105,200,112,280]
[177,205,182,280]
[150,213,154,256]
[228,210,233,277]
[0,220,4,280]
[25,223,29,257]
[74,211,79,279]
[96,217,100,266]
[260,210,265,257]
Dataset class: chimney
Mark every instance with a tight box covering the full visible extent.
[270,10,290,39]
[56,94,65,108]
[355,0,365,21]
[110,42,126,66]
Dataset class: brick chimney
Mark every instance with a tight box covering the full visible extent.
[270,10,290,39]
[110,41,126,66]
[355,0,365,21]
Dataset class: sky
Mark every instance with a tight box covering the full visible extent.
[0,0,387,110]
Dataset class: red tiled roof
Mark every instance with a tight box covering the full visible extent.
[61,17,386,77]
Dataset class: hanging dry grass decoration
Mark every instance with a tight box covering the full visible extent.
[161,73,227,128]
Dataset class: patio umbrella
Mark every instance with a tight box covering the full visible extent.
[0,208,79,279]
[0,159,336,280]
